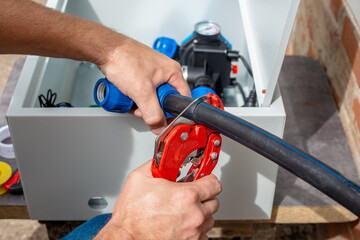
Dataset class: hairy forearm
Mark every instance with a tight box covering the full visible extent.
[0,0,125,65]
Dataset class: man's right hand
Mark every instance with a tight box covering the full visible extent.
[97,36,191,135]
[95,161,222,240]
[0,0,191,135]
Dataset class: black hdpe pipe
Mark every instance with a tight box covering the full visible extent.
[93,79,360,216]
[163,94,360,217]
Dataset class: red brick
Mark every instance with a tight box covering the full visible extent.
[353,98,360,133]
[332,87,341,109]
[329,30,337,46]
[328,223,353,238]
[286,46,291,56]
[308,43,316,59]
[350,220,360,240]
[342,17,359,64]
[302,33,306,44]
[354,48,360,87]
[339,223,352,239]
[307,19,313,40]
[328,223,339,238]
[330,0,343,21]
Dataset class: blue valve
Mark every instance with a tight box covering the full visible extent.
[94,78,179,118]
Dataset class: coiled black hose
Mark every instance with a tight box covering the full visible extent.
[243,87,257,107]
[163,94,360,217]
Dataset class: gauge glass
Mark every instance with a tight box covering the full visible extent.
[195,21,220,36]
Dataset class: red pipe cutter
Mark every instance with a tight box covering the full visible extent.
[151,93,224,182]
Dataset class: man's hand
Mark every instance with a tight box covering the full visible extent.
[98,37,191,134]
[0,0,191,134]
[96,161,222,240]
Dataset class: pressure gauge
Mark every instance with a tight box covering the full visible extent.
[195,21,221,37]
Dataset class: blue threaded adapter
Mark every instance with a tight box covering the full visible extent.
[191,86,216,99]
[94,78,134,113]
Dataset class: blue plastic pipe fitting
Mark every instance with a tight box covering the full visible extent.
[156,84,179,118]
[153,37,178,58]
[94,78,134,113]
[191,86,216,99]
[94,78,179,118]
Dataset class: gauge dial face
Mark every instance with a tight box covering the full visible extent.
[195,21,220,36]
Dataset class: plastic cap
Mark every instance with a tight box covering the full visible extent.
[153,37,178,58]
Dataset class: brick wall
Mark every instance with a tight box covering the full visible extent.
[287,0,360,167]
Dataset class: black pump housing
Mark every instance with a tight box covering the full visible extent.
[179,33,239,97]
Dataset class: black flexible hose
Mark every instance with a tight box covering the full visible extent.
[235,53,257,107]
[238,54,253,78]
[244,87,257,107]
[234,82,247,104]
[163,94,360,217]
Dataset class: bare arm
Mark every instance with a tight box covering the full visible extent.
[0,0,191,134]
[0,0,112,63]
